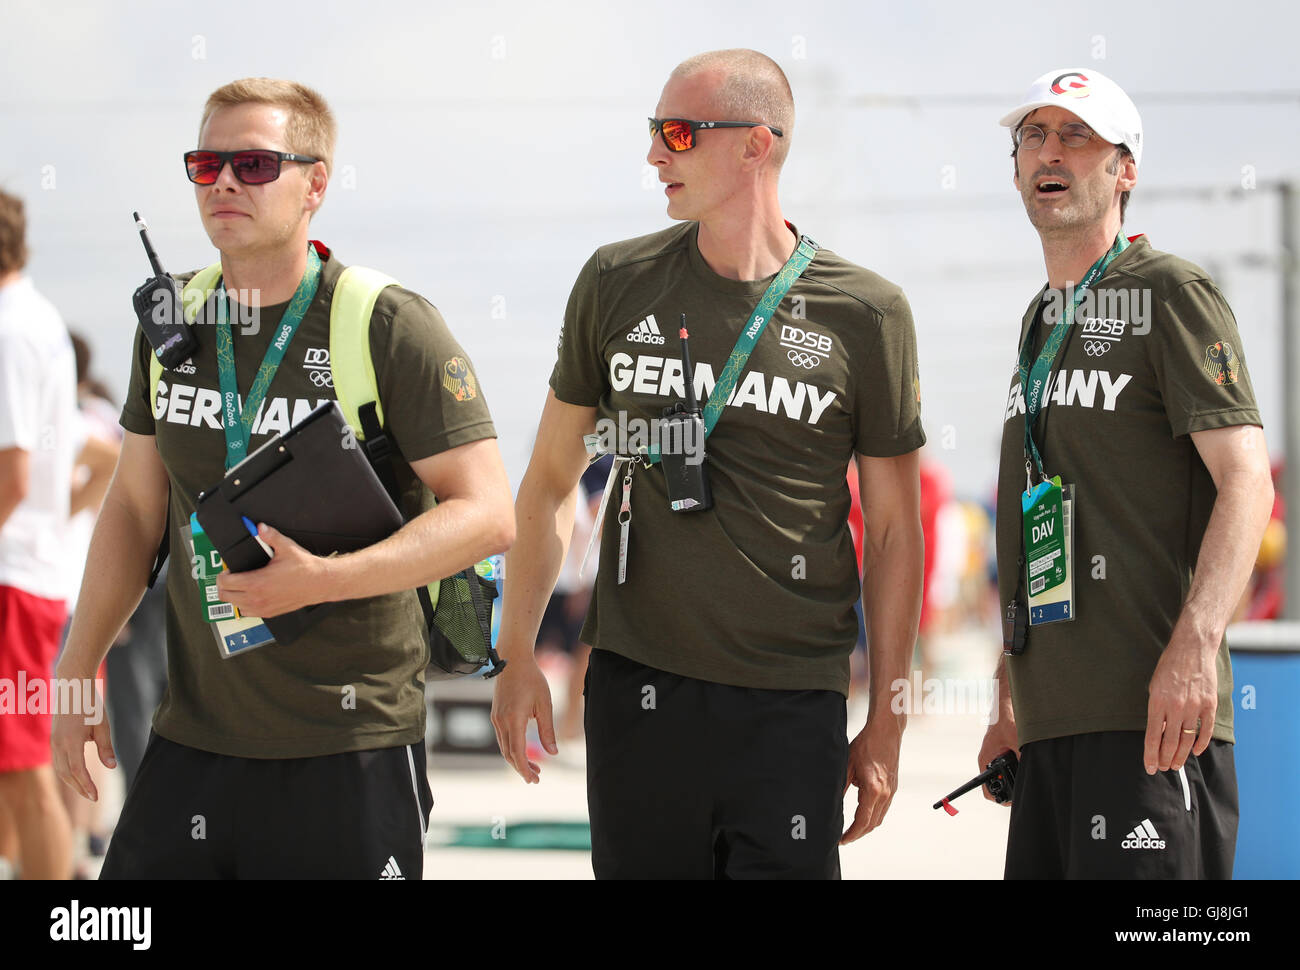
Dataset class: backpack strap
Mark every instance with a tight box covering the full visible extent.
[357,401,400,508]
[331,265,402,502]
[330,267,441,619]
[330,266,399,438]
[147,496,170,589]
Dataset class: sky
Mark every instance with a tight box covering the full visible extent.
[3,0,1298,496]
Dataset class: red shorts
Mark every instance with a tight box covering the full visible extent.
[0,584,68,772]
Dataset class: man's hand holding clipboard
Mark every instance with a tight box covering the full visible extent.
[215,520,338,620]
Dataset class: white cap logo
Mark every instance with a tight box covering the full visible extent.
[1050,72,1091,98]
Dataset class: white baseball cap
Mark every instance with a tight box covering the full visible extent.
[1000,68,1143,167]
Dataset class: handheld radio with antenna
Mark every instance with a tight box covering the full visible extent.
[134,211,167,277]
[680,315,699,413]
[932,751,1018,815]
[130,212,199,368]
[659,312,713,512]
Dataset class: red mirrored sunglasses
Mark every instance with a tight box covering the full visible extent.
[184,149,321,186]
[648,118,784,152]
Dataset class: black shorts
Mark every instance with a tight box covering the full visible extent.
[1005,730,1237,879]
[584,648,848,879]
[100,732,433,879]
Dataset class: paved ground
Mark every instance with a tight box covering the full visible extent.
[82,629,1010,880]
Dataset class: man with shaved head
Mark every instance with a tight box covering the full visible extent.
[493,49,925,878]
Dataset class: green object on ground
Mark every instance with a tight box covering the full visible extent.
[430,821,591,851]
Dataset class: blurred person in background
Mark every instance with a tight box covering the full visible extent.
[55,332,121,876]
[65,333,168,802]
[531,455,609,744]
[0,188,78,879]
[916,453,952,676]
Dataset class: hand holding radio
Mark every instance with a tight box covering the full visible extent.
[933,751,1019,815]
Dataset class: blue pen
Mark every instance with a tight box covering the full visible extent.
[241,516,274,560]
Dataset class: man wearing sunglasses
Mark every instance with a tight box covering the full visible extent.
[52,78,514,879]
[980,69,1271,878]
[493,49,925,878]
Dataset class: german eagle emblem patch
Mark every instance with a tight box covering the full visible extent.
[1203,341,1238,386]
[442,356,478,401]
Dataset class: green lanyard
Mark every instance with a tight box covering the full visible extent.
[214,246,322,470]
[646,233,818,465]
[1018,234,1128,483]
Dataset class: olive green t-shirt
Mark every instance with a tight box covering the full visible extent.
[550,222,925,695]
[120,244,496,758]
[995,235,1261,746]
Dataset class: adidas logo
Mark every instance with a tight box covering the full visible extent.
[1121,819,1166,850]
[379,855,405,879]
[626,314,665,345]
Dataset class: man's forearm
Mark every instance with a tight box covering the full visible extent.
[862,519,924,732]
[57,489,162,680]
[495,474,579,663]
[320,494,513,603]
[1172,468,1273,649]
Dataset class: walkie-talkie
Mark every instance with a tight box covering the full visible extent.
[660,313,712,512]
[130,212,199,369]
[933,752,1019,814]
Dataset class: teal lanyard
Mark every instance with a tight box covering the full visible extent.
[1018,234,1128,482]
[214,246,322,470]
[646,233,818,465]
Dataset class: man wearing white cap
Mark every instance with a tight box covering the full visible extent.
[978,69,1273,877]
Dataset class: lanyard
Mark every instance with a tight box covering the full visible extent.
[214,246,322,470]
[1018,234,1128,483]
[646,232,819,465]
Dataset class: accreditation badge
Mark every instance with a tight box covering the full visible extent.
[186,513,276,658]
[1022,477,1076,625]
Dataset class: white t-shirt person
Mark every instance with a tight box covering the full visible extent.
[0,275,79,601]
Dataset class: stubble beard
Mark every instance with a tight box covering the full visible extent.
[1021,179,1109,239]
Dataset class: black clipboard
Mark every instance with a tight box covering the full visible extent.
[194,401,405,645]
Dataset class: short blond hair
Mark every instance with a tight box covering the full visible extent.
[199,78,337,176]
[671,49,794,168]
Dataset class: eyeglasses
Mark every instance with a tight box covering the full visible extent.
[648,117,784,153]
[184,149,321,185]
[1014,123,1098,152]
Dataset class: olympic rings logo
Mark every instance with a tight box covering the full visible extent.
[1083,340,1112,357]
[787,349,821,369]
[308,368,334,387]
